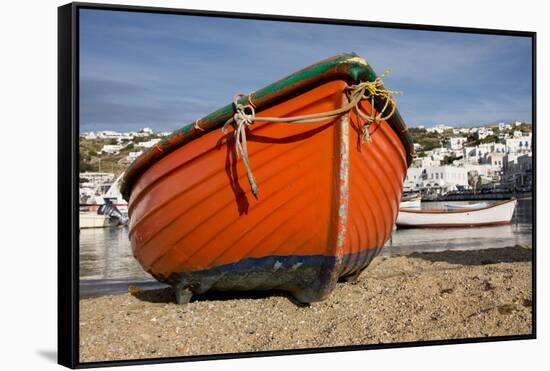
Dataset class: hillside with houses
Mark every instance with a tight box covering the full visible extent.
[405,121,532,196]
[78,120,532,202]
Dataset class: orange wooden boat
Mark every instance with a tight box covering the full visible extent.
[121,53,414,303]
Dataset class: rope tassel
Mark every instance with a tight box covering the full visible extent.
[223,71,401,199]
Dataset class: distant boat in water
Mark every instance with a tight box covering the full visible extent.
[396,199,517,229]
[120,53,414,303]
[88,173,129,217]
[80,173,129,228]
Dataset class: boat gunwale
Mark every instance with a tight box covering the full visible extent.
[399,199,517,214]
[120,52,414,201]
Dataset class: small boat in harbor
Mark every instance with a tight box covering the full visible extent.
[396,199,517,229]
[80,174,129,228]
[121,53,414,303]
[87,173,129,217]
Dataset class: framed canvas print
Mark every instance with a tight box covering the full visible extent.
[58,2,536,368]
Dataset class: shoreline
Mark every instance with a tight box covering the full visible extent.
[79,245,532,363]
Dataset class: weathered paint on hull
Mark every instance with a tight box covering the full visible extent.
[124,55,411,303]
[161,248,384,304]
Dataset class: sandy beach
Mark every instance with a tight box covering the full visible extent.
[79,245,533,363]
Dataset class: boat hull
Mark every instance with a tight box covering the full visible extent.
[127,82,406,302]
[396,199,517,229]
[124,54,412,303]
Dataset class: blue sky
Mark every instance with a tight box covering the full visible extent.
[80,9,532,132]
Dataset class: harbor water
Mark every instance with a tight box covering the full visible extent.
[384,198,533,256]
[79,198,533,295]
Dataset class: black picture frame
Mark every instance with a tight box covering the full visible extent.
[58,2,536,368]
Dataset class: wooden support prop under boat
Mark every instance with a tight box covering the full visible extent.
[396,199,517,229]
[121,53,413,303]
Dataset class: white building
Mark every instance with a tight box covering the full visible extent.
[118,132,135,141]
[506,134,531,153]
[126,151,143,162]
[448,137,467,150]
[488,153,505,168]
[405,165,469,193]
[403,167,423,192]
[463,163,503,183]
[426,124,453,134]
[463,146,479,164]
[417,157,441,168]
[96,130,123,139]
[101,144,125,154]
[498,122,513,131]
[463,142,506,165]
[503,153,533,189]
[477,127,494,140]
[81,132,97,140]
[79,172,114,184]
[135,127,154,137]
[425,166,468,186]
[136,138,161,148]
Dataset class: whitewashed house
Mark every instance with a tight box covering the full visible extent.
[136,138,161,148]
[126,151,143,162]
[403,167,424,192]
[477,127,494,140]
[503,153,533,188]
[448,137,467,150]
[82,131,97,140]
[506,134,531,153]
[426,124,453,134]
[421,166,468,192]
[101,144,124,154]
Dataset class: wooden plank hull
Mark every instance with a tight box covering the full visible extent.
[396,199,517,229]
[123,54,411,302]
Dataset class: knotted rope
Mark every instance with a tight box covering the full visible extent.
[222,70,401,199]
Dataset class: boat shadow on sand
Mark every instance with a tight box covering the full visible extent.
[404,244,532,266]
[131,285,311,307]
